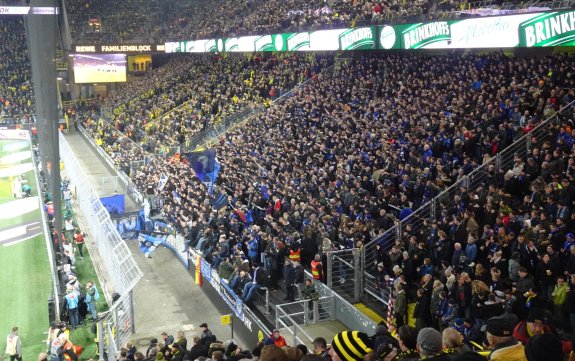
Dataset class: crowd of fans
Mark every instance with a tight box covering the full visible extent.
[46,315,572,361]
[63,0,545,44]
[97,53,330,156]
[79,49,575,360]
[0,15,34,125]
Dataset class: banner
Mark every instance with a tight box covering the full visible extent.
[138,232,169,257]
[100,194,125,215]
[165,10,575,53]
[518,11,575,47]
[73,44,165,53]
[183,149,220,192]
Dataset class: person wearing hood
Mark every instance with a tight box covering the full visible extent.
[372,322,399,353]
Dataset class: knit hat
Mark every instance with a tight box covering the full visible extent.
[524,334,563,361]
[416,328,442,354]
[331,331,374,361]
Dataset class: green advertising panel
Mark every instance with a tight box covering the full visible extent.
[165,11,575,53]
[338,27,376,50]
[518,11,575,47]
[397,22,451,49]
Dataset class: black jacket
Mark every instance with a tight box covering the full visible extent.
[284,264,295,285]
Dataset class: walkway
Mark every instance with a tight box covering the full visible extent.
[62,130,251,348]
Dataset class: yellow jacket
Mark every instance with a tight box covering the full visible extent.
[489,342,526,361]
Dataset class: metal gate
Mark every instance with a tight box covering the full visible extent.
[326,249,362,303]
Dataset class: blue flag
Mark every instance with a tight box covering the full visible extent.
[212,190,228,210]
[184,149,216,182]
[208,160,220,195]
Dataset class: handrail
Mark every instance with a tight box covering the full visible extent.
[361,99,575,307]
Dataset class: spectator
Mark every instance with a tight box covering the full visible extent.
[524,334,563,361]
[415,328,448,360]
[311,337,330,360]
[330,331,374,361]
[241,266,265,303]
[483,314,525,361]
[269,330,288,348]
[5,327,22,361]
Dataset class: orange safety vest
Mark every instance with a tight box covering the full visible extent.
[288,249,301,262]
[311,260,322,280]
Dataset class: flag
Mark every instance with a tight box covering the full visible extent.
[208,159,220,195]
[173,189,181,205]
[158,174,169,191]
[211,190,228,210]
[183,149,216,182]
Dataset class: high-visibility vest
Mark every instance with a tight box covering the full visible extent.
[311,260,322,280]
[288,249,301,262]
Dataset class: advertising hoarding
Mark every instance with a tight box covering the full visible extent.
[164,10,575,53]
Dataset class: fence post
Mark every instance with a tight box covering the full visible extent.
[303,301,309,326]
[97,319,105,360]
[353,248,361,303]
[396,220,402,241]
[495,153,502,174]
[360,247,366,298]
[327,251,333,289]
[431,198,437,221]
[130,290,136,333]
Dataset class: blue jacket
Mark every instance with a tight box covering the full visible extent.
[65,291,80,309]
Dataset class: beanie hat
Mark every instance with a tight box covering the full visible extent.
[331,331,374,361]
[416,328,442,354]
[525,334,563,361]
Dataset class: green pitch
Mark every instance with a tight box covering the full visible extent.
[0,139,51,361]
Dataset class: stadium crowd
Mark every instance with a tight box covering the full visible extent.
[77,49,575,360]
[6,0,575,358]
[95,53,331,155]
[0,16,34,125]
[62,0,543,44]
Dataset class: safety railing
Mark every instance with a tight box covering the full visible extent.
[59,131,143,294]
[361,99,575,305]
[307,271,377,335]
[59,131,143,361]
[275,297,333,347]
[326,248,362,303]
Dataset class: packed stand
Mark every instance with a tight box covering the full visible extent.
[44,318,575,361]
[93,51,573,298]
[64,0,177,43]
[0,16,34,125]
[99,53,329,155]
[64,0,514,45]
[155,0,433,42]
[82,51,575,359]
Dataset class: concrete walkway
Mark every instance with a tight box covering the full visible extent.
[62,130,250,349]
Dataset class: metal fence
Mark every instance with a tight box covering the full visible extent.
[275,296,334,347]
[306,271,377,335]
[361,100,575,305]
[326,249,362,303]
[97,292,136,361]
[59,131,143,361]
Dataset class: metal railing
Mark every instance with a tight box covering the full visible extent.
[327,249,362,303]
[361,100,575,305]
[59,131,142,361]
[306,272,377,335]
[275,297,333,347]
[59,131,143,293]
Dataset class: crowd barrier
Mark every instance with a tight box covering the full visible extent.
[59,131,143,361]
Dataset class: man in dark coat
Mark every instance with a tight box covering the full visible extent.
[284,259,295,301]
